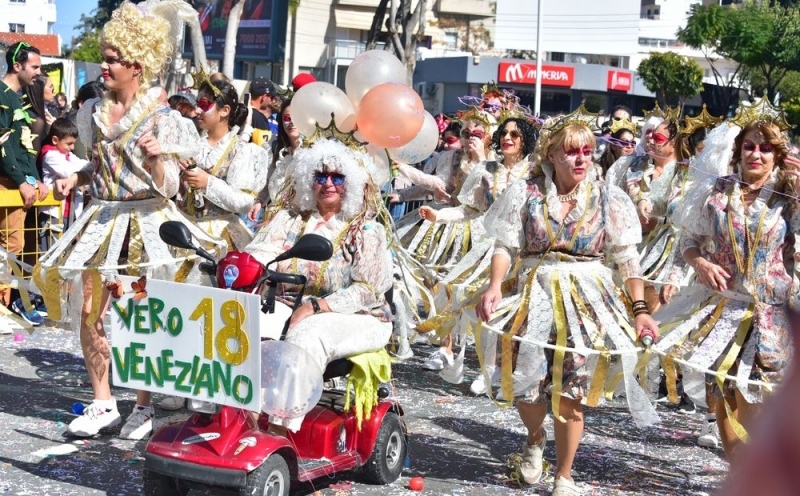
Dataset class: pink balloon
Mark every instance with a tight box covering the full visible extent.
[356,83,425,149]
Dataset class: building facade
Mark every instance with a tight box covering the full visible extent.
[0,0,60,56]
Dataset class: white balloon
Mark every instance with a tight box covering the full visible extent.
[365,144,391,187]
[260,341,323,419]
[388,112,439,164]
[345,50,407,105]
[291,82,357,136]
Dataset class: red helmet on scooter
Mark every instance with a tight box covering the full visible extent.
[216,251,265,292]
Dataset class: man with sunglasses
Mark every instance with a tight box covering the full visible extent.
[0,41,48,306]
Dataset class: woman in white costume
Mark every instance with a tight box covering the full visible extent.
[475,105,659,495]
[33,0,225,440]
[180,77,268,251]
[245,137,393,432]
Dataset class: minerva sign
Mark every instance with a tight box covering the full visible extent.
[498,62,575,87]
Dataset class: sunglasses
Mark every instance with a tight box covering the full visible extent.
[502,129,522,139]
[282,113,292,123]
[742,140,774,154]
[618,139,636,148]
[196,97,216,113]
[651,132,671,145]
[444,135,459,145]
[313,172,346,187]
[11,42,31,65]
[461,129,486,140]
[564,146,593,158]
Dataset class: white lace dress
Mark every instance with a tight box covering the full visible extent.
[394,149,489,277]
[33,87,226,329]
[183,127,269,250]
[473,162,659,427]
[246,208,393,430]
[622,155,692,287]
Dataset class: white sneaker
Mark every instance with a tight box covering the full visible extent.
[392,337,414,360]
[697,419,721,449]
[119,405,154,440]
[552,475,582,496]
[157,396,185,411]
[421,347,453,371]
[470,369,500,396]
[519,429,547,484]
[67,399,121,437]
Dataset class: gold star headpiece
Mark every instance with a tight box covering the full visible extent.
[305,113,366,152]
[609,117,637,134]
[189,66,222,98]
[643,101,682,123]
[681,104,723,135]
[480,80,503,98]
[730,93,790,131]
[457,106,496,129]
[545,102,600,136]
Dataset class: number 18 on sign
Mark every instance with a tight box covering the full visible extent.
[110,276,262,412]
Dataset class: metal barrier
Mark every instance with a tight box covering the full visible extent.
[0,190,63,278]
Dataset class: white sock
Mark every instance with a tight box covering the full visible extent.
[134,404,153,412]
[93,398,116,409]
[705,413,716,422]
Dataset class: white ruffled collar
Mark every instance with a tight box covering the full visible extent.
[729,167,778,216]
[198,127,240,169]
[498,156,531,183]
[93,86,163,140]
[541,161,590,224]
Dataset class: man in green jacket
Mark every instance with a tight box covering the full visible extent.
[0,41,48,306]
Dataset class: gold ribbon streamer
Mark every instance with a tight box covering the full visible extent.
[550,276,569,423]
[716,305,754,443]
[570,277,609,406]
[32,265,63,322]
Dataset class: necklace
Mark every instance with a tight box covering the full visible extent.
[557,191,579,203]
[726,184,769,299]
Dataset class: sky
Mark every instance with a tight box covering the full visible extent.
[53,0,97,45]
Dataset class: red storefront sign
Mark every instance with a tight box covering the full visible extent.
[607,70,633,92]
[498,62,575,87]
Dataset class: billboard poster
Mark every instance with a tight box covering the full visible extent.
[184,0,287,62]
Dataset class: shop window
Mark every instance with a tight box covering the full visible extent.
[550,52,565,62]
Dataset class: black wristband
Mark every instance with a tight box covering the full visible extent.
[310,298,322,314]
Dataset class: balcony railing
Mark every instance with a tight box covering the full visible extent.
[327,40,386,60]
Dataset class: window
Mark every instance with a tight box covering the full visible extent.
[9,23,25,33]
[550,52,565,62]
[444,32,457,50]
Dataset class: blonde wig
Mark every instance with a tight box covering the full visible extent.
[100,1,172,89]
[290,138,372,220]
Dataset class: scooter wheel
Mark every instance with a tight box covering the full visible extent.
[242,454,290,496]
[142,470,177,496]
[362,412,407,484]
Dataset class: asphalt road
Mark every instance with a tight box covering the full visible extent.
[0,327,728,495]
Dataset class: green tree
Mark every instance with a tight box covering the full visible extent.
[678,2,800,104]
[71,30,103,63]
[637,52,704,106]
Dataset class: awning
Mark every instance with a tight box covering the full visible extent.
[334,7,379,30]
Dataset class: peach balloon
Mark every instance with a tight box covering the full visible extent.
[356,83,425,149]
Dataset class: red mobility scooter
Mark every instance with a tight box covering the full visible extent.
[143,221,407,495]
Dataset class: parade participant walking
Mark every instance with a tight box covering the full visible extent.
[248,97,301,217]
[597,118,637,177]
[416,117,537,378]
[475,105,659,494]
[654,96,797,462]
[245,137,393,432]
[394,106,496,276]
[179,76,268,251]
[33,0,224,440]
